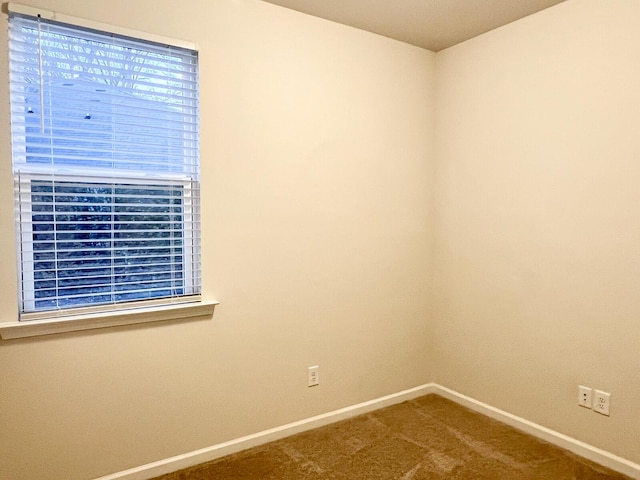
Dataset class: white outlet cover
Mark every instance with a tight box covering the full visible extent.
[578,385,592,408]
[307,365,319,387]
[593,389,611,416]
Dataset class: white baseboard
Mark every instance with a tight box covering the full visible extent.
[96,383,640,480]
[94,384,437,480]
[431,384,640,480]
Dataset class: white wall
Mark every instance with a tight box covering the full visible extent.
[433,0,640,464]
[0,1,435,479]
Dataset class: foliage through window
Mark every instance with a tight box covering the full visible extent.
[9,12,201,318]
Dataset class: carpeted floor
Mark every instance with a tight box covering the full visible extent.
[152,394,632,479]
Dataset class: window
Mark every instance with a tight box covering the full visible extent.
[9,10,201,320]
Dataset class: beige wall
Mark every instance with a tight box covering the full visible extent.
[433,0,640,464]
[0,1,435,479]
[3,0,640,478]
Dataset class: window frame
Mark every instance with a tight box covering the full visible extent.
[2,3,216,338]
[15,172,199,320]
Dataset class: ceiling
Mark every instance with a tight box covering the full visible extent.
[259,0,567,51]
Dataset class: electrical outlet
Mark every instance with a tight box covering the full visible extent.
[593,390,610,416]
[307,365,319,387]
[578,385,592,408]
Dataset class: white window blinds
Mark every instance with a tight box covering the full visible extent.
[9,12,201,319]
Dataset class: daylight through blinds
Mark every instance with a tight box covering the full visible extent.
[9,13,201,316]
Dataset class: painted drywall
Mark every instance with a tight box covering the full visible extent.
[5,0,639,478]
[0,1,435,479]
[433,0,640,464]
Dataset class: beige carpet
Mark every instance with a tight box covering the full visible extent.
[152,394,632,479]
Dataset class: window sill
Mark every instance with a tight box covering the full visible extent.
[0,301,219,340]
